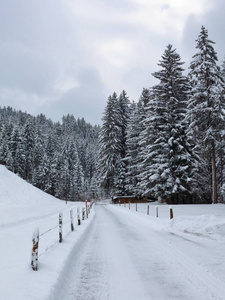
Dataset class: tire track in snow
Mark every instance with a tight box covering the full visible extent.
[107,204,225,300]
[50,203,225,300]
[51,203,149,300]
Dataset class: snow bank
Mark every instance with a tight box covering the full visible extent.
[0,165,61,207]
[0,165,95,300]
[170,215,225,236]
[114,202,225,237]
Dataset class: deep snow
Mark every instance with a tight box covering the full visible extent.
[0,165,94,300]
[50,203,225,300]
[1,165,225,299]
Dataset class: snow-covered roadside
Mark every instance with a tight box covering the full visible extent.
[0,165,95,300]
[2,164,225,300]
[49,203,225,300]
[115,202,225,237]
[27,210,95,300]
[108,203,225,294]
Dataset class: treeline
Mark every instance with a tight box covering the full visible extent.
[98,26,225,204]
[0,107,100,201]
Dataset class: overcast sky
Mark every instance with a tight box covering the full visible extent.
[0,0,224,125]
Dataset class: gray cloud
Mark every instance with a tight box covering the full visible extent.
[0,43,58,94]
[181,0,225,67]
[200,0,225,62]
[44,67,107,124]
[0,0,225,125]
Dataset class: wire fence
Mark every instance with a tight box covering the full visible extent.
[114,202,174,220]
[31,201,94,271]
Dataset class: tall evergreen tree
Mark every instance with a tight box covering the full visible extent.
[23,119,35,181]
[0,106,100,201]
[139,44,193,203]
[187,26,225,204]
[125,89,150,195]
[98,93,122,195]
[114,90,130,195]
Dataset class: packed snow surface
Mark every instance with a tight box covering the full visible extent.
[1,165,225,299]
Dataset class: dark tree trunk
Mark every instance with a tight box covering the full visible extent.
[212,140,217,204]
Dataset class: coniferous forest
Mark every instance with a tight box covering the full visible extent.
[98,26,225,204]
[0,108,100,201]
[1,26,225,204]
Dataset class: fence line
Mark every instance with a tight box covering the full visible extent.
[40,224,59,238]
[31,202,93,271]
[116,202,174,220]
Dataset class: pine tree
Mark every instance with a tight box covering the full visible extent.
[139,44,193,203]
[187,26,225,204]
[9,126,23,174]
[125,89,150,196]
[23,119,35,181]
[98,91,131,196]
[114,90,130,195]
[0,106,99,201]
[125,101,138,194]
[98,93,122,195]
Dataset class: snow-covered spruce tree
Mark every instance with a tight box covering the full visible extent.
[0,107,100,201]
[98,91,130,196]
[187,26,225,204]
[7,126,20,173]
[22,119,35,182]
[219,58,225,202]
[98,93,122,196]
[0,123,13,165]
[125,89,150,196]
[124,101,138,195]
[139,44,194,203]
[113,90,130,195]
[117,90,130,158]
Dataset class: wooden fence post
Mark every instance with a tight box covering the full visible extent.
[147,205,149,215]
[136,202,137,212]
[170,208,173,219]
[85,201,88,219]
[156,206,158,217]
[31,228,39,271]
[59,213,63,243]
[70,209,74,231]
[77,207,81,225]
[82,207,85,220]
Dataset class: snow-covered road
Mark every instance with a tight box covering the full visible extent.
[3,165,224,300]
[50,202,225,300]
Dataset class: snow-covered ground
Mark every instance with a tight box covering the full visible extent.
[1,165,225,299]
[0,165,94,300]
[119,202,225,236]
